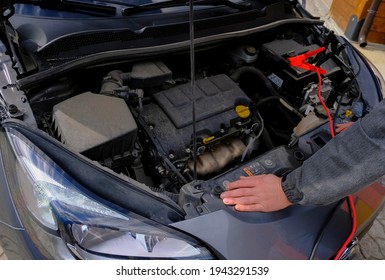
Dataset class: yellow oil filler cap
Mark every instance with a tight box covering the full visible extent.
[235,105,251,118]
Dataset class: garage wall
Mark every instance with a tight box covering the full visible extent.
[330,0,385,44]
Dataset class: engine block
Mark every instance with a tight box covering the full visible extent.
[140,74,250,159]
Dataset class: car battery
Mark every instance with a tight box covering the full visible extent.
[261,39,321,95]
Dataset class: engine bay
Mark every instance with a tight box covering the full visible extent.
[27,25,363,200]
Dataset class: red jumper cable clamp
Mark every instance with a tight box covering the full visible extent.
[287,46,327,75]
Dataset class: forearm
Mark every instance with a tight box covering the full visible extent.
[283,99,385,205]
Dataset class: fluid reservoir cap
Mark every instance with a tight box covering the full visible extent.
[235,105,251,118]
[345,109,353,118]
[245,46,257,56]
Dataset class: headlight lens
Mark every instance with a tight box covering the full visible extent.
[5,127,213,259]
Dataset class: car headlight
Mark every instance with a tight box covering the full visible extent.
[2,126,213,259]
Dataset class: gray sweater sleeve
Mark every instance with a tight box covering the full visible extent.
[282,99,385,206]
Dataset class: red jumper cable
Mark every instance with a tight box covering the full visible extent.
[287,47,357,259]
[287,47,335,138]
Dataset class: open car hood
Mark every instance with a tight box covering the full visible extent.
[2,1,322,72]
[0,0,384,260]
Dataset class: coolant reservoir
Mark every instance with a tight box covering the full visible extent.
[293,111,328,137]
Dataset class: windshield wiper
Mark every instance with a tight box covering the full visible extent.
[14,0,117,15]
[122,0,252,16]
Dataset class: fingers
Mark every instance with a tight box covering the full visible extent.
[335,122,354,133]
[221,184,259,198]
[234,204,265,212]
[222,194,267,212]
[220,174,291,212]
[222,194,260,206]
[221,175,271,208]
[221,177,265,207]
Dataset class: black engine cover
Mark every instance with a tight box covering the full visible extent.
[140,74,250,157]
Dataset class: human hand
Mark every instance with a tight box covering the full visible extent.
[220,174,293,212]
[335,122,354,133]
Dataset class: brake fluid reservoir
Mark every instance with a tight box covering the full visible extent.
[231,46,258,65]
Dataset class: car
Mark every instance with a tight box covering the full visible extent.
[0,0,384,260]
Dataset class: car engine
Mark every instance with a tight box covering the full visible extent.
[30,27,362,194]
